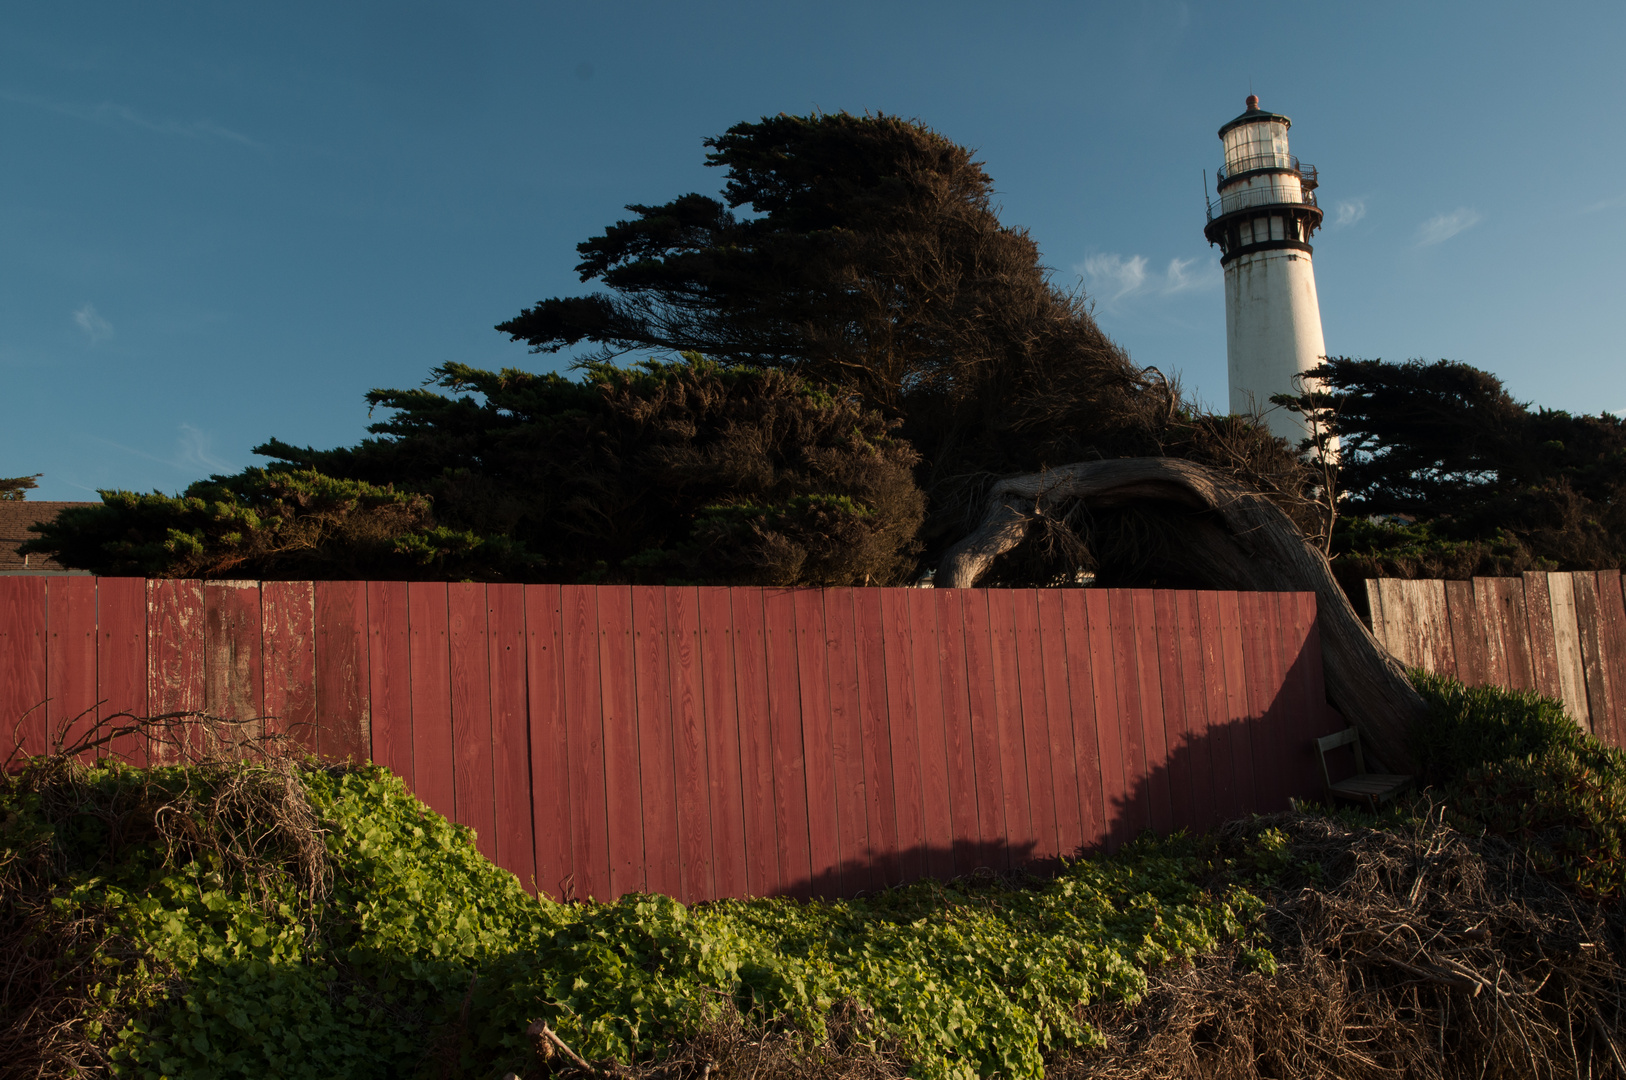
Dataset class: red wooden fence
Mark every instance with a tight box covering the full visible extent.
[1,578,1343,902]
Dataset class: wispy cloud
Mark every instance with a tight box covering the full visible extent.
[1079,252,1220,303]
[73,303,113,344]
[1585,191,1626,214]
[1416,207,1482,247]
[176,424,234,474]
[1333,198,1367,227]
[0,89,261,149]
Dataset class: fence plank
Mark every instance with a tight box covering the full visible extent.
[881,589,927,883]
[986,589,1034,866]
[1035,589,1082,860]
[1374,581,1413,666]
[1013,590,1060,863]
[697,587,748,899]
[1059,591,1107,852]
[97,578,148,764]
[1548,573,1593,731]
[936,590,982,874]
[1195,592,1238,824]
[1279,593,1327,804]
[632,586,681,899]
[560,585,608,901]
[407,582,455,824]
[448,583,497,864]
[907,590,954,882]
[729,588,780,897]
[665,586,714,904]
[1173,591,1216,831]
[959,591,1008,869]
[525,584,571,899]
[596,585,644,900]
[1490,578,1536,691]
[852,588,901,886]
[793,589,841,897]
[148,579,204,763]
[261,581,316,748]
[1364,580,1386,642]
[1,578,48,759]
[1594,571,1626,749]
[1084,590,1128,850]
[1106,590,1150,845]
[763,588,811,898]
[1473,578,1510,687]
[47,576,98,755]
[1152,590,1192,834]
[203,581,263,749]
[1417,580,1456,676]
[1131,590,1174,833]
[1522,573,1564,703]
[823,588,872,895]
[487,583,533,888]
[316,581,369,764]
[1236,592,1282,814]
[1444,580,1482,684]
[1215,590,1256,817]
[1573,573,1615,747]
[367,582,414,785]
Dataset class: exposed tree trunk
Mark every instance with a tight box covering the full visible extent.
[937,457,1424,771]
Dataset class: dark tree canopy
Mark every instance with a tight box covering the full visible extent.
[29,358,925,585]
[1301,357,1626,583]
[496,112,1203,543]
[1,474,39,501]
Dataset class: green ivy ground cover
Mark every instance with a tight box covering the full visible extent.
[4,762,1280,1080]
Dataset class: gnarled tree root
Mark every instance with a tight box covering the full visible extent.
[936,457,1424,770]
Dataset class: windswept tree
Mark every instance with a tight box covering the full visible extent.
[496,112,1237,545]
[1,473,39,501]
[27,357,926,586]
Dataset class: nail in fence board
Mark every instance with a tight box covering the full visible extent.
[48,576,99,755]
[316,581,369,765]
[262,581,316,748]
[98,578,148,763]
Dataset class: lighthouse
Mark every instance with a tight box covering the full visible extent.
[1203,95,1327,444]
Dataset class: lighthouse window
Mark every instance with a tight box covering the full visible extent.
[1239,220,1254,246]
[1270,216,1284,241]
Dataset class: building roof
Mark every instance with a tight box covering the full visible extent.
[0,501,98,573]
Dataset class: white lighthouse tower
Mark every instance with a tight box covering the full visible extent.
[1203,95,1327,444]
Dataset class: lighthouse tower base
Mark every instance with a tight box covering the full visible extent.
[1224,247,1327,445]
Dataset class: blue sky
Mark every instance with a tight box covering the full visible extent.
[5,1,1624,500]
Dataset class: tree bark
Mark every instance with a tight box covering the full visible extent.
[937,457,1423,770]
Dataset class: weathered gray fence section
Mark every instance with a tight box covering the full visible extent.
[1365,571,1626,746]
